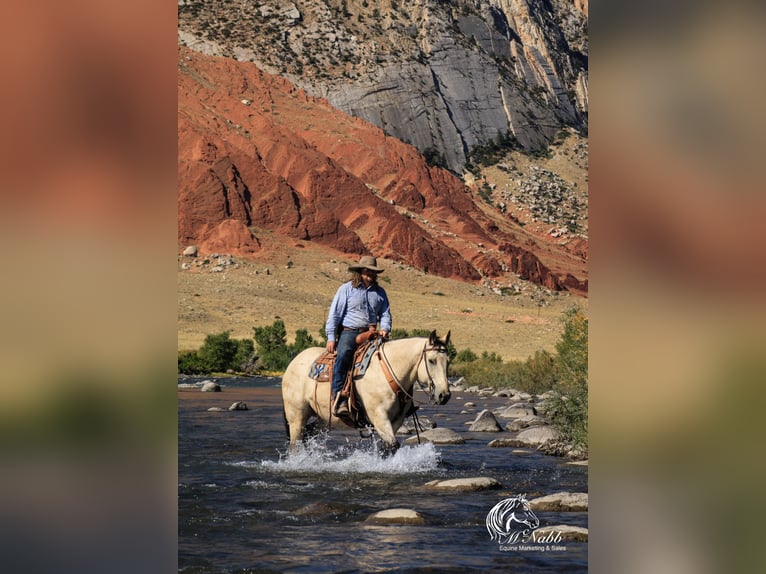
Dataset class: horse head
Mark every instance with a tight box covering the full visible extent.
[419,330,452,405]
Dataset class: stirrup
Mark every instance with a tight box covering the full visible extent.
[333,394,349,416]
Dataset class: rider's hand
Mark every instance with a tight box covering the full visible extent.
[326,341,336,353]
[378,330,388,339]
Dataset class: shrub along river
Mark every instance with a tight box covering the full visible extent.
[178,376,587,573]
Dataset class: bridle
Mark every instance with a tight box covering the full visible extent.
[378,340,448,406]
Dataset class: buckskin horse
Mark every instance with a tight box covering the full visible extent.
[281,331,452,454]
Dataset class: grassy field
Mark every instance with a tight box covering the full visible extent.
[178,240,587,363]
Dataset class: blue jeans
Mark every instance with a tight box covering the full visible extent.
[332,329,359,396]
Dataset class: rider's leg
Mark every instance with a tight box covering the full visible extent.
[331,330,357,414]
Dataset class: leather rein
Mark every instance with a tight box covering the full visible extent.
[377,340,446,406]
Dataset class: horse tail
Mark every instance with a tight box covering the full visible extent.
[282,402,290,439]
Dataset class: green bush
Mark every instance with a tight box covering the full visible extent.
[178,331,255,375]
[547,306,588,450]
[178,350,209,375]
[197,331,240,372]
[455,348,477,362]
[450,353,555,394]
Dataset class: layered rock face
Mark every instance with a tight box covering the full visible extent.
[178,0,588,173]
[177,47,587,292]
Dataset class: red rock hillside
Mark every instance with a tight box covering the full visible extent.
[178,46,587,294]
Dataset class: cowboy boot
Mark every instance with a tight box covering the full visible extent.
[333,393,350,416]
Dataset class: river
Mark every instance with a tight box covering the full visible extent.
[178,376,587,573]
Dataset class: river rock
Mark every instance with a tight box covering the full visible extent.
[515,425,559,446]
[200,381,221,392]
[365,508,425,525]
[505,415,548,432]
[495,403,537,418]
[464,402,476,407]
[529,492,588,512]
[468,410,503,432]
[228,401,248,411]
[207,407,226,412]
[424,477,502,491]
[403,427,464,445]
[533,524,588,542]
[487,438,523,448]
[396,416,436,435]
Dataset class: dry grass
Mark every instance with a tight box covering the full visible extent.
[178,240,587,362]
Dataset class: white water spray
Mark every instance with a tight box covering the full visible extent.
[252,433,442,474]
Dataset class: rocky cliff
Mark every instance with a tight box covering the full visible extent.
[178,46,587,293]
[178,0,587,173]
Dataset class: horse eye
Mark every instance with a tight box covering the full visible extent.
[428,358,436,365]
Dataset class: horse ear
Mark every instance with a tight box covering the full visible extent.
[428,330,437,345]
[443,330,451,346]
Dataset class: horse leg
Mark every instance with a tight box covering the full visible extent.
[367,408,400,456]
[284,403,310,452]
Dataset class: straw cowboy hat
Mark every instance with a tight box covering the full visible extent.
[348,255,384,273]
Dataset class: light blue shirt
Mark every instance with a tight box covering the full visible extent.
[325,281,392,342]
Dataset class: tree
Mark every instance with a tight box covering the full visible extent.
[290,329,317,358]
[253,320,289,371]
[197,331,239,373]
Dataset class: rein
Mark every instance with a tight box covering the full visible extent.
[377,341,443,406]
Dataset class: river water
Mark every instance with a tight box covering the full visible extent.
[178,376,588,573]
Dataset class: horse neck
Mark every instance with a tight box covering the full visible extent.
[383,338,425,389]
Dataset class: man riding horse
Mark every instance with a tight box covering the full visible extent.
[325,256,391,417]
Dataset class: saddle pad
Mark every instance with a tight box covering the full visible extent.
[352,338,381,379]
[308,351,334,382]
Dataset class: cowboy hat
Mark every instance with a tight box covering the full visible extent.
[348,255,384,273]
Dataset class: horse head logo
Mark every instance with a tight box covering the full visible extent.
[486,494,540,545]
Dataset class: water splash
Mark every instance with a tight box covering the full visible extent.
[257,433,442,475]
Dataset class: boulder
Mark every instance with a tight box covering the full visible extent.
[468,410,503,432]
[228,401,248,411]
[365,508,425,525]
[505,415,548,432]
[495,403,537,418]
[515,425,559,446]
[183,245,198,256]
[200,381,221,392]
[396,416,436,435]
[487,438,523,448]
[403,427,464,445]
[529,492,588,512]
[207,407,226,412]
[424,477,502,491]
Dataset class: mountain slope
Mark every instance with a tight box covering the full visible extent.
[178,0,588,173]
[177,46,587,293]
